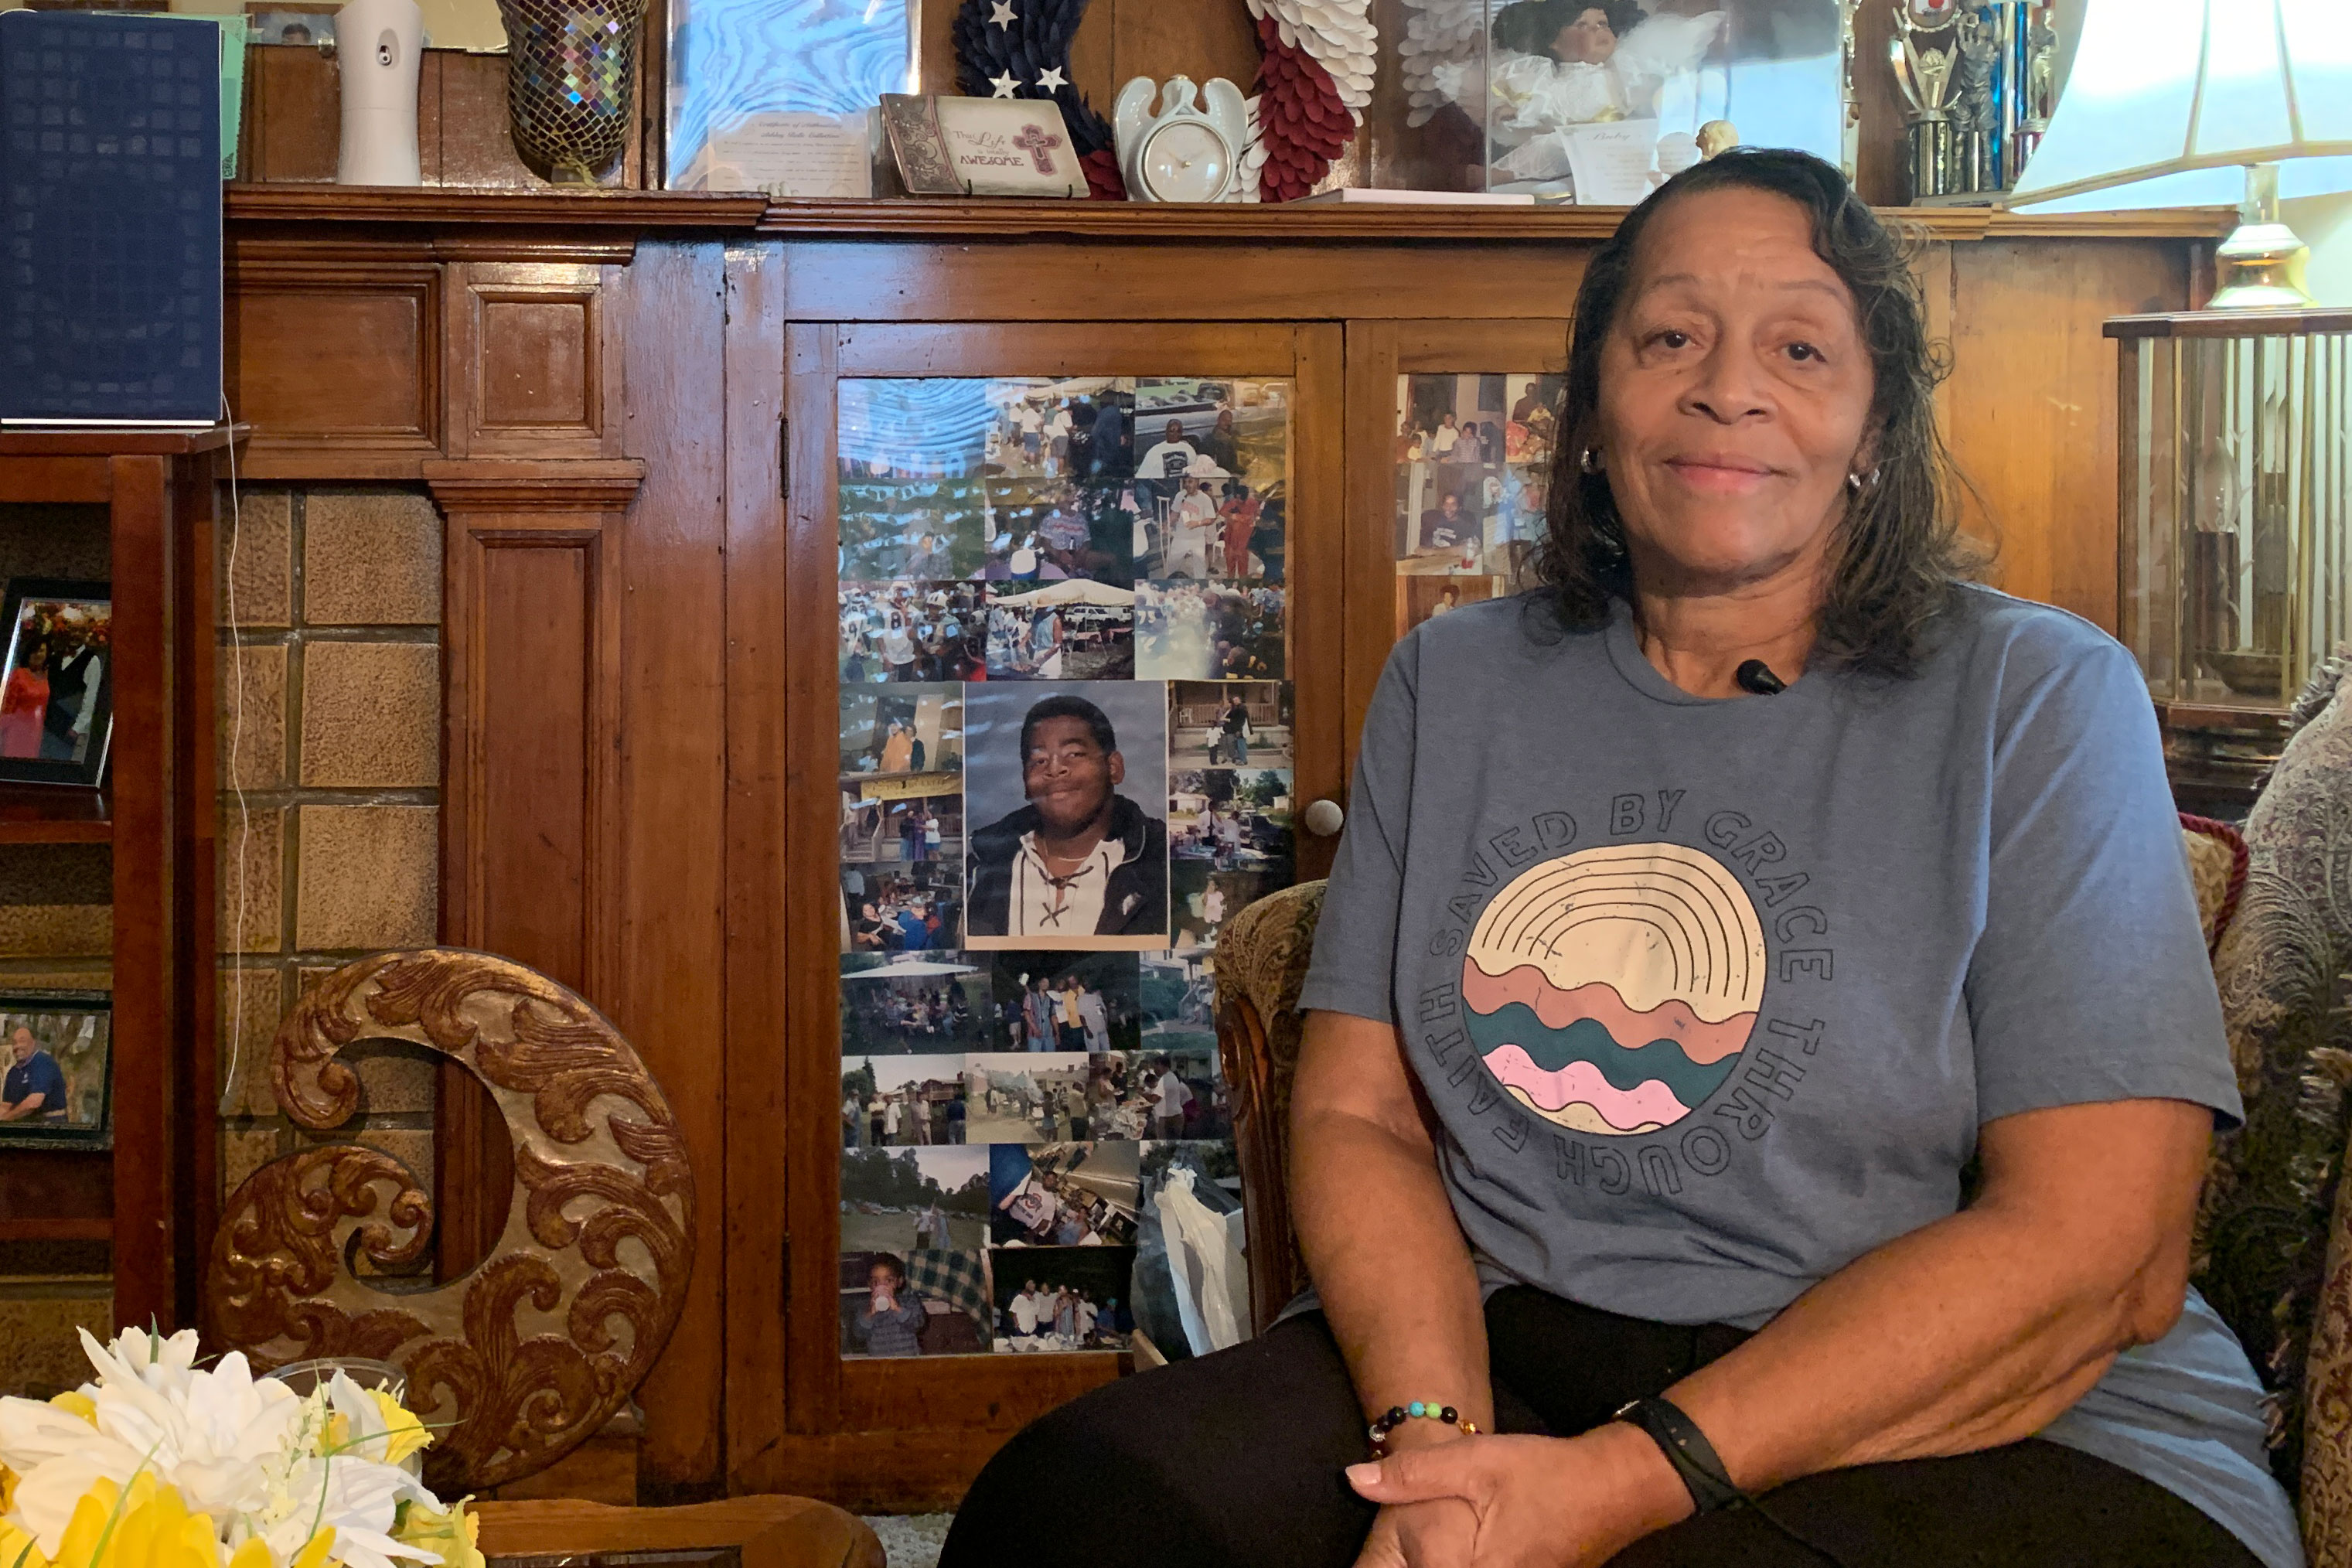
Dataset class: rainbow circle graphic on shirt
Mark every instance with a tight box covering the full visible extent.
[1463,843,1764,1137]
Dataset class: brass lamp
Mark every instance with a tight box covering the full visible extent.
[2006,0,2352,310]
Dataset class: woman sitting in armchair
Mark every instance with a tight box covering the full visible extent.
[943,149,2299,1568]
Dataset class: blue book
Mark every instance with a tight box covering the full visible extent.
[1,10,222,428]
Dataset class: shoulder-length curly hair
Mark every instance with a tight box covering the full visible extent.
[1532,147,1979,679]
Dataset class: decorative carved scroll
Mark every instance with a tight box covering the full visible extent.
[206,949,696,1493]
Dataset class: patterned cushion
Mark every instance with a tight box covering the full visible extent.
[2192,649,2352,1561]
[2183,814,2251,955]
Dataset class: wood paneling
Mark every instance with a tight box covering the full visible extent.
[779,322,840,1446]
[1928,239,2192,626]
[1290,321,1347,884]
[721,241,792,1495]
[780,240,1599,322]
[240,49,627,190]
[228,252,442,475]
[428,457,637,1290]
[611,242,731,1495]
[447,263,625,458]
[430,459,636,990]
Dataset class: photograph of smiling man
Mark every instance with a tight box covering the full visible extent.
[963,683,1169,949]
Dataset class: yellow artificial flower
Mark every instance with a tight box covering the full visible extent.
[2,1463,18,1515]
[2,1517,52,1568]
[287,1529,336,1568]
[42,1395,94,1428]
[360,1394,428,1468]
[388,1505,476,1568]
[224,1538,271,1568]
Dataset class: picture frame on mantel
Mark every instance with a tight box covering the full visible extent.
[0,578,115,790]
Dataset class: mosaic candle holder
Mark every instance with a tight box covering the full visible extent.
[494,0,644,185]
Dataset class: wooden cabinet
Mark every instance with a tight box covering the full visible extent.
[208,192,2222,1509]
[0,430,227,1333]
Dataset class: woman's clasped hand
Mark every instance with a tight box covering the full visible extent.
[1347,1426,1691,1568]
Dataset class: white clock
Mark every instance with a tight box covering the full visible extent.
[1113,75,1249,203]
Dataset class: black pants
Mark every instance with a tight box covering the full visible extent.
[943,1288,2261,1568]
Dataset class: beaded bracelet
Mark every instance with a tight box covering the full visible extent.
[1367,1402,1479,1454]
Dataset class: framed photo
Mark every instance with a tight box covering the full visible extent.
[0,990,112,1150]
[0,579,113,789]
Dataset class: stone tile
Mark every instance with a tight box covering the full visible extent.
[354,1128,435,1194]
[219,1125,284,1198]
[0,1284,114,1399]
[216,966,289,1116]
[0,846,110,906]
[304,493,442,627]
[217,806,285,956]
[218,643,288,790]
[351,1045,438,1115]
[0,905,111,959]
[0,966,112,991]
[218,489,292,629]
[298,642,440,789]
[293,806,438,951]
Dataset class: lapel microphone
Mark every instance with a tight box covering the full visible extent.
[1734,660,1786,696]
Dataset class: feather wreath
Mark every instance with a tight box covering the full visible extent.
[1244,0,1375,201]
[952,0,1126,196]
[951,0,1378,203]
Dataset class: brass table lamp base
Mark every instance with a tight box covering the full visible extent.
[2207,163,2316,311]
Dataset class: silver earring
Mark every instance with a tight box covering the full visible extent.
[1846,466,1880,494]
[1580,446,1603,475]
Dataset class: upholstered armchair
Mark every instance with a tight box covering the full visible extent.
[1216,651,2352,1565]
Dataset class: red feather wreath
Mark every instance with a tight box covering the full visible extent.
[1251,13,1354,202]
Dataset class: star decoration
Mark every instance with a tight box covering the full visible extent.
[989,68,1021,98]
[988,0,1016,24]
[1035,65,1068,90]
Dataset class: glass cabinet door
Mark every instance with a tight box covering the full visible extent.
[781,323,1343,1435]
[1344,320,1571,757]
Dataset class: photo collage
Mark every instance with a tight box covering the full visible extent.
[836,376,1290,1362]
[1393,372,1562,635]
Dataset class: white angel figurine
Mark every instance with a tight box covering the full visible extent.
[1435,0,1725,184]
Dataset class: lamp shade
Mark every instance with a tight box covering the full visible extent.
[2009,0,2352,210]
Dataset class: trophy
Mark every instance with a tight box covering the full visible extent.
[1890,0,2057,202]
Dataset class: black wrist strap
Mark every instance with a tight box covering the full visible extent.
[1613,1396,1746,1515]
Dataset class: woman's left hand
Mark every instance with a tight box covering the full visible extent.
[1345,1424,1693,1567]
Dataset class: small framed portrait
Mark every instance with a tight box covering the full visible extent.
[0,580,113,788]
[0,991,112,1150]
[243,3,340,45]
[990,1140,1140,1247]
[962,683,1169,948]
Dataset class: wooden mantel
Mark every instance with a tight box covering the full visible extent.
[224,183,2239,243]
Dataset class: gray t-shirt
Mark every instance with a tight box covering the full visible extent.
[1299,587,2301,1568]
